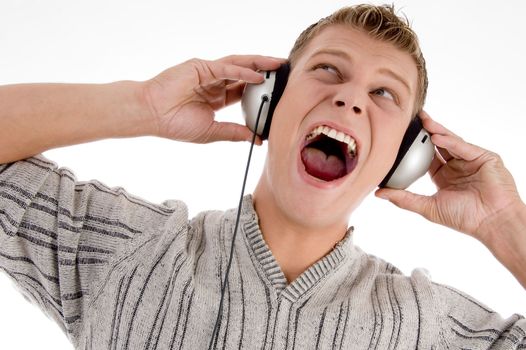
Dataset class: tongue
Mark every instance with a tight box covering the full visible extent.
[301,147,346,181]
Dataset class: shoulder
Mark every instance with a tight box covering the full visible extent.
[353,250,526,348]
[431,281,526,348]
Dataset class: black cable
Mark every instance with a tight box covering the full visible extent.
[207,95,268,350]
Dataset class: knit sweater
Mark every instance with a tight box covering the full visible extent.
[0,155,525,349]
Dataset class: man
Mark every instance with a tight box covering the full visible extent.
[1,4,525,349]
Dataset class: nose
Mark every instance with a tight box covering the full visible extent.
[335,100,362,114]
[333,86,363,115]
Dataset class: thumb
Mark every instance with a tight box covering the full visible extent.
[205,122,261,144]
[375,188,434,219]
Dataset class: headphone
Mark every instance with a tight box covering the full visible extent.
[241,63,435,189]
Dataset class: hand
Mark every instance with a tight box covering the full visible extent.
[142,55,284,144]
[375,111,524,244]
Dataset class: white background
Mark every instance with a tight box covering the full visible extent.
[1,0,525,348]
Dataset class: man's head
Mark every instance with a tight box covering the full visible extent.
[289,4,427,115]
[254,4,425,232]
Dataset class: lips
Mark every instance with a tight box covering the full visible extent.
[300,124,359,182]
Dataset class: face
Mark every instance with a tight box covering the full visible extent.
[256,25,418,230]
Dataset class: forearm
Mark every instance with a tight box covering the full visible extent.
[0,81,156,163]
[481,202,526,289]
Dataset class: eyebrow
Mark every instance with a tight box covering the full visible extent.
[310,48,412,95]
[311,48,351,61]
[377,68,412,95]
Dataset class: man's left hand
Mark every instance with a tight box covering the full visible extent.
[375,111,525,246]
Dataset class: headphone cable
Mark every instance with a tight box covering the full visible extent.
[207,95,268,350]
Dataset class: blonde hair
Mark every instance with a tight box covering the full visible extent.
[289,4,428,113]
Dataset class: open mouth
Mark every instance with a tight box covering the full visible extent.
[300,125,359,182]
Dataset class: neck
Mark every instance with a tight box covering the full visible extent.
[253,183,348,283]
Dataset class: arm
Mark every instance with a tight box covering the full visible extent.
[480,202,526,289]
[0,55,283,343]
[1,155,179,341]
[0,81,154,163]
[0,55,283,164]
[376,111,526,288]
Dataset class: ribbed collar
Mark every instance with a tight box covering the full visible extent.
[240,195,355,303]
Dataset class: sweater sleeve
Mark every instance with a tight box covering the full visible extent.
[0,155,185,344]
[434,282,526,349]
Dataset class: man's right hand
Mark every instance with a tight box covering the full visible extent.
[0,55,283,164]
[143,55,284,144]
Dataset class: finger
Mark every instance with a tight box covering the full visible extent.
[375,188,434,220]
[220,55,286,71]
[224,81,246,107]
[428,151,445,178]
[224,79,240,86]
[419,111,456,161]
[205,121,261,144]
[422,119,446,137]
[428,144,462,181]
[420,114,456,138]
[207,61,267,84]
[435,146,452,162]
[431,133,485,161]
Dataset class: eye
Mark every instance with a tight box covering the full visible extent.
[312,63,341,79]
[371,88,396,102]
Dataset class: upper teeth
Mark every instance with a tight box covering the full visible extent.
[306,125,357,156]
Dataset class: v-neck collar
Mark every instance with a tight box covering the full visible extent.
[239,195,354,303]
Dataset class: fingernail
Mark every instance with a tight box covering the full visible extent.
[376,191,389,200]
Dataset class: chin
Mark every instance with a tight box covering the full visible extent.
[275,178,362,230]
[257,143,380,230]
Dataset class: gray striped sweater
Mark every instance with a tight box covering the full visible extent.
[0,155,525,349]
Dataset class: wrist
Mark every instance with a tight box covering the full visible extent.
[108,80,159,138]
[481,201,526,288]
